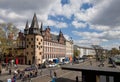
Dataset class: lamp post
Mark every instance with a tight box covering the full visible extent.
[70,37,73,64]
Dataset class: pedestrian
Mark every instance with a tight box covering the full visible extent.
[35,71,37,77]
[12,75,16,82]
[54,71,57,78]
[40,70,42,75]
[52,77,56,82]
[19,72,22,79]
[90,61,92,65]
[76,76,78,82]
[90,59,92,66]
[9,68,11,75]
[50,70,52,78]
[6,64,8,71]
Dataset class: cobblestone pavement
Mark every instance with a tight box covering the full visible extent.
[0,59,119,82]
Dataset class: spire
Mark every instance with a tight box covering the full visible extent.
[40,22,43,31]
[59,29,62,35]
[30,13,39,28]
[60,29,62,33]
[25,20,29,29]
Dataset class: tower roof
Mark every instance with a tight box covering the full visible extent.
[25,20,29,29]
[30,13,39,28]
[40,22,43,31]
[59,29,63,35]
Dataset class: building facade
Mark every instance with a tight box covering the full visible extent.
[16,14,68,65]
[74,45,95,58]
[66,40,73,58]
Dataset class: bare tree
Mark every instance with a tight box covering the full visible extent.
[0,22,19,60]
[91,45,104,62]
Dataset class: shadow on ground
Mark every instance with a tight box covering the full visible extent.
[56,77,82,82]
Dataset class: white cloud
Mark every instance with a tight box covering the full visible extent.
[72,31,103,39]
[73,30,120,40]
[44,20,67,28]
[56,22,67,28]
[51,31,58,35]
[44,20,56,26]
[72,21,87,28]
[90,24,110,31]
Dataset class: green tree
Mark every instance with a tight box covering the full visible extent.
[110,48,120,56]
[74,49,80,58]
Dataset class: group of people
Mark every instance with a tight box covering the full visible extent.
[11,69,39,82]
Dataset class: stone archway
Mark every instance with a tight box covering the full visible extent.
[29,60,31,65]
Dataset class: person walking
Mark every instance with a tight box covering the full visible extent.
[89,58,92,66]
[9,68,12,75]
[50,69,52,78]
[52,77,56,82]
[54,71,57,78]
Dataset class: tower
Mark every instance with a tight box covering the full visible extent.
[58,30,65,44]
[40,22,43,34]
[24,21,29,35]
[24,13,43,65]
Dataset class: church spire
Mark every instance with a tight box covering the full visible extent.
[25,20,29,29]
[24,20,29,35]
[40,22,43,31]
[30,13,39,28]
[59,29,63,35]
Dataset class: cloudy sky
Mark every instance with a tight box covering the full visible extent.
[0,0,120,49]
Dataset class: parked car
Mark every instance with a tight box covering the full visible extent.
[109,55,120,65]
[64,61,69,64]
[74,58,84,64]
[78,58,84,63]
[48,63,57,68]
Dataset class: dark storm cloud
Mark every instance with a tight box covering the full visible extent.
[91,0,120,27]
[0,0,55,13]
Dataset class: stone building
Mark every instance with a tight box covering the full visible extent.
[66,40,73,58]
[74,45,95,58]
[16,13,66,65]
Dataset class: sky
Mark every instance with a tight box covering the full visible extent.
[0,0,120,50]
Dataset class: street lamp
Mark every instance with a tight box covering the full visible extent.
[70,37,73,64]
[70,37,73,57]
